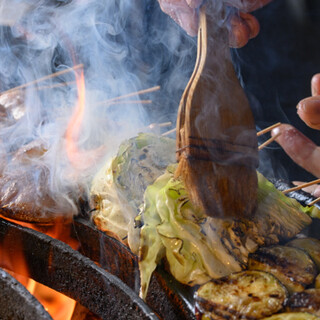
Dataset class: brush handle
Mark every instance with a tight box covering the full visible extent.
[177,4,258,168]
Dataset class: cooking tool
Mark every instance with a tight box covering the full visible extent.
[176,3,259,218]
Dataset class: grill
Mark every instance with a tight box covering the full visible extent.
[0,212,195,320]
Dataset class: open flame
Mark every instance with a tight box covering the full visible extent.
[65,68,105,172]
[0,216,78,320]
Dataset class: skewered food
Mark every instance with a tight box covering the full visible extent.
[285,289,320,317]
[194,270,288,320]
[248,245,317,293]
[286,238,320,270]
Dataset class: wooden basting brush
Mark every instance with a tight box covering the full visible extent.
[175,4,259,219]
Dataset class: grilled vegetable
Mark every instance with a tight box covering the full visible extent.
[287,238,320,270]
[316,274,320,289]
[262,312,320,319]
[90,133,175,251]
[195,270,287,320]
[285,289,320,317]
[248,245,317,293]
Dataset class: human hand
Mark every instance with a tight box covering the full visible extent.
[157,0,273,47]
[271,74,320,197]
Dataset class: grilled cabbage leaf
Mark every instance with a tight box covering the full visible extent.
[139,169,312,299]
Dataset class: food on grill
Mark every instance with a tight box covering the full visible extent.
[90,133,316,302]
[262,312,320,319]
[0,91,25,128]
[286,238,320,270]
[316,274,320,288]
[0,140,76,223]
[194,270,287,320]
[248,245,317,293]
[285,289,320,317]
[90,133,175,250]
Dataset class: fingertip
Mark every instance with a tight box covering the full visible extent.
[297,97,320,130]
[311,73,320,96]
[239,12,260,39]
[186,0,202,9]
[228,15,250,48]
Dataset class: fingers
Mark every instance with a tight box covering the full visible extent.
[297,97,320,130]
[157,0,199,36]
[297,74,320,130]
[226,0,273,12]
[271,124,320,178]
[229,12,260,48]
[311,73,320,96]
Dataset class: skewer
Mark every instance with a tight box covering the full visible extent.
[148,122,172,130]
[282,178,320,194]
[258,132,281,150]
[162,122,283,139]
[31,81,77,91]
[95,86,160,106]
[257,122,281,137]
[0,64,83,96]
[98,99,152,107]
[161,128,176,136]
[308,197,320,207]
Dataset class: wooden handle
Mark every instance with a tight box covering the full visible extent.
[177,4,258,168]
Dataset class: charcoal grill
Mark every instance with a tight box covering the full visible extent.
[0,182,319,319]
[0,214,194,320]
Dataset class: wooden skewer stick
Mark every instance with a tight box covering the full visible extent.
[0,64,83,96]
[308,196,320,207]
[148,122,172,130]
[98,99,152,107]
[32,81,77,91]
[282,178,320,194]
[162,122,283,139]
[257,122,281,137]
[258,132,281,150]
[95,86,160,106]
[162,128,176,136]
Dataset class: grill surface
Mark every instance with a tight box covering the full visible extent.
[0,268,53,320]
[0,217,159,320]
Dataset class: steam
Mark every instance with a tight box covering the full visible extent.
[0,0,195,218]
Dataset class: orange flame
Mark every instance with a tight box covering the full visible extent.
[65,68,105,171]
[0,216,79,319]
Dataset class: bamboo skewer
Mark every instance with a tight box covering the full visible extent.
[161,128,176,136]
[257,122,281,136]
[162,122,283,140]
[0,64,83,96]
[258,132,281,150]
[149,121,172,129]
[32,81,77,91]
[97,99,152,107]
[282,179,320,194]
[95,85,160,106]
[308,197,320,206]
